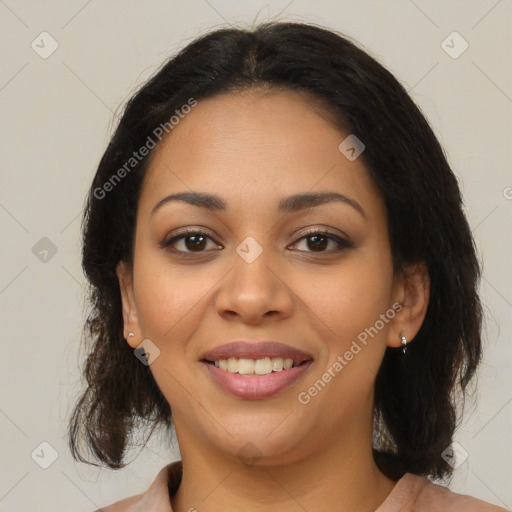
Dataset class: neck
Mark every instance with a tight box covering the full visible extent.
[170,409,397,512]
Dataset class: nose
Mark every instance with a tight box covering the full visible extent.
[214,245,294,325]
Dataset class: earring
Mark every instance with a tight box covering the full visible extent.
[127,332,135,339]
[400,333,407,354]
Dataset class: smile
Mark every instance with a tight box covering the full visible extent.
[208,356,299,376]
[202,359,313,399]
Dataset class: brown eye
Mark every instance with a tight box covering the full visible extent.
[182,234,207,251]
[291,229,354,253]
[306,234,329,251]
[162,230,222,254]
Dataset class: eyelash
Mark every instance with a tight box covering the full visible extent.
[160,227,354,255]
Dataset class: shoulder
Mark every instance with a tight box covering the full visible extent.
[384,472,508,512]
[93,460,182,512]
[93,493,141,512]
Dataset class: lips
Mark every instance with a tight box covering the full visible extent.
[200,340,313,366]
[203,362,313,399]
[199,340,314,399]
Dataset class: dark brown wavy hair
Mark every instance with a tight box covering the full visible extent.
[68,21,483,482]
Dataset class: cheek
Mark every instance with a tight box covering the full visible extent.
[132,256,209,348]
[299,265,393,409]
[295,263,393,415]
[132,261,209,409]
[300,257,393,346]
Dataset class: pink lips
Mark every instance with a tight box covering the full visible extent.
[200,341,314,400]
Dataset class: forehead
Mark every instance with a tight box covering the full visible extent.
[139,89,384,219]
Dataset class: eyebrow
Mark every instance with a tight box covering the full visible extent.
[151,191,366,219]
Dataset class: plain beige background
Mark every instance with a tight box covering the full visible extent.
[0,1,511,510]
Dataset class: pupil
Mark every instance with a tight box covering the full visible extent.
[186,235,206,251]
[309,235,327,251]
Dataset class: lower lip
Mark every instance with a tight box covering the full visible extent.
[202,361,313,399]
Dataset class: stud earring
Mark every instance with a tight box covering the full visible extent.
[127,332,135,339]
[400,333,407,354]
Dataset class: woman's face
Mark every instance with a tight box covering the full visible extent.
[118,89,414,465]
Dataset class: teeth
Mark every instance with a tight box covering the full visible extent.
[255,357,272,375]
[272,357,284,371]
[238,358,255,375]
[213,357,296,376]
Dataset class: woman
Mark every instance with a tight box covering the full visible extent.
[68,21,507,511]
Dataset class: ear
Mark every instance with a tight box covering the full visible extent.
[116,260,141,349]
[386,261,430,348]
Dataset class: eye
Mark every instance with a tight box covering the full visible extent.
[160,227,353,256]
[290,228,353,253]
[160,229,222,254]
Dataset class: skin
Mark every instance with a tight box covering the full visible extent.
[117,88,430,512]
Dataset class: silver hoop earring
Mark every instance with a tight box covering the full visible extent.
[400,334,407,354]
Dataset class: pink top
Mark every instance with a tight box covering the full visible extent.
[95,461,508,511]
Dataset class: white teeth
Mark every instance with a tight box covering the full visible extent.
[272,357,284,371]
[238,358,255,375]
[254,357,272,375]
[227,357,238,373]
[213,357,296,375]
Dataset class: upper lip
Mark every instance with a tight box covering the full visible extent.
[200,341,314,365]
